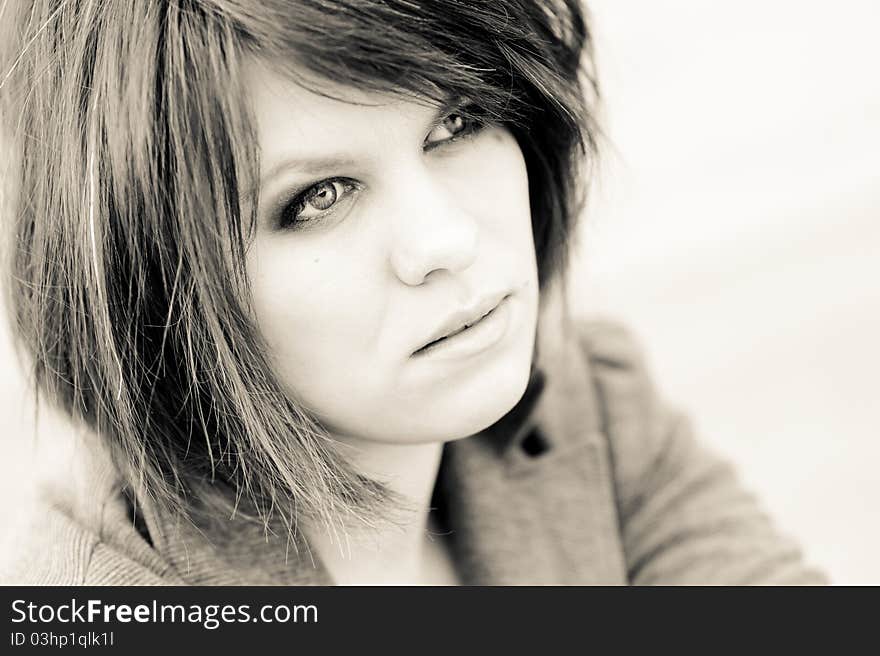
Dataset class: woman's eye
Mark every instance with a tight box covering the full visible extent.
[424,108,486,149]
[280,178,358,229]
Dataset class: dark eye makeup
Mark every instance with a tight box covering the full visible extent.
[277,178,361,231]
[423,103,489,151]
[273,104,491,231]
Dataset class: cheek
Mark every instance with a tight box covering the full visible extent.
[245,237,385,407]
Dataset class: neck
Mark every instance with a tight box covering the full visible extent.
[303,438,447,585]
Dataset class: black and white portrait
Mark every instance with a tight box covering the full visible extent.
[0,0,876,587]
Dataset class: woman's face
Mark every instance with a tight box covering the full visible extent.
[244,60,540,446]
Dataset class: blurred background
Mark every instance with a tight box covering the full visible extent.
[569,0,880,584]
[2,0,878,583]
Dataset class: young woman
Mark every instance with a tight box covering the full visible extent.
[0,0,825,585]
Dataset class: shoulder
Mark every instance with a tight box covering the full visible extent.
[1,489,178,586]
[0,499,99,585]
[0,431,181,586]
[568,319,827,584]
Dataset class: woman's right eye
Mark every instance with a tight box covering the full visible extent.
[279,178,360,230]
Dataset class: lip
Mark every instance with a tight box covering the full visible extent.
[412,290,509,355]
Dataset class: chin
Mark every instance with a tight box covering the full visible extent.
[450,376,532,441]
[419,349,535,444]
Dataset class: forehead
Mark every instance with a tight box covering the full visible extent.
[242,57,439,165]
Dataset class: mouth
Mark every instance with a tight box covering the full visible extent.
[412,292,509,356]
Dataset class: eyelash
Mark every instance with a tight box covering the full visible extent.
[278,178,361,230]
[276,107,489,230]
[423,106,488,152]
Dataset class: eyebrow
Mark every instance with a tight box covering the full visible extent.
[253,96,466,195]
[258,156,359,191]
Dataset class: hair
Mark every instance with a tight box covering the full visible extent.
[0,0,599,538]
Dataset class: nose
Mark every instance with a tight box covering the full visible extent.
[388,167,479,286]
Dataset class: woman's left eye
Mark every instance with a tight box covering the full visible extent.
[424,108,486,149]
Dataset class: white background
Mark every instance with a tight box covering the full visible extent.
[571,0,880,584]
[2,0,878,583]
